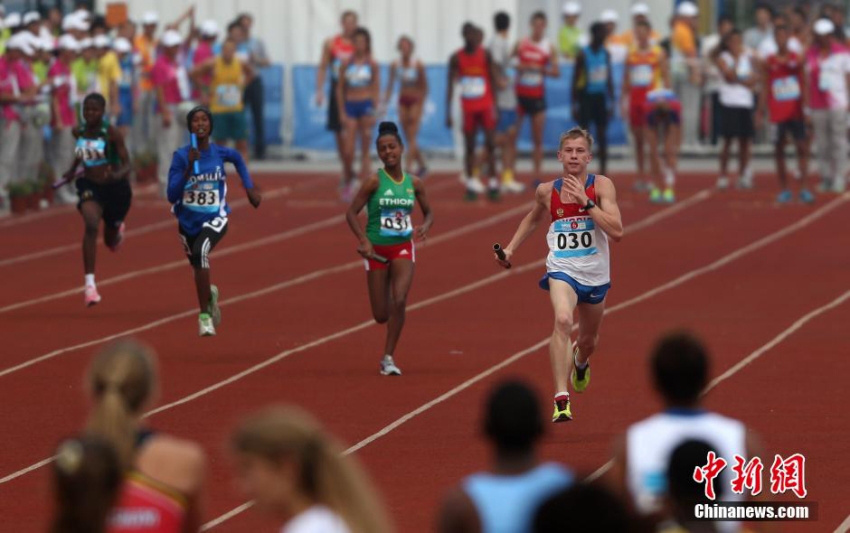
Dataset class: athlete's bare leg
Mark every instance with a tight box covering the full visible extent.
[549,279,578,394]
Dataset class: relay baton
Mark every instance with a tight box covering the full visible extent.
[52,177,71,189]
[372,253,389,264]
[190,133,200,175]
[494,243,511,269]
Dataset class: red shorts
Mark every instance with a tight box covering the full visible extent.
[629,99,650,128]
[365,241,415,271]
[462,107,496,135]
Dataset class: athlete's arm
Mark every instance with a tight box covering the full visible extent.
[345,174,380,258]
[546,43,560,78]
[500,184,549,264]
[436,487,482,533]
[445,54,458,128]
[316,38,332,104]
[108,126,131,180]
[223,147,260,207]
[418,60,429,97]
[563,174,623,241]
[413,176,433,240]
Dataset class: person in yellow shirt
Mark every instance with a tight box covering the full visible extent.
[191,38,255,161]
[94,35,122,119]
[559,1,584,60]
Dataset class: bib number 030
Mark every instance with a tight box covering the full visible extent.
[557,231,592,250]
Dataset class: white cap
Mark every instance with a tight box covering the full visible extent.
[79,37,93,49]
[814,18,836,36]
[113,37,132,54]
[73,8,90,20]
[160,29,183,47]
[23,11,41,25]
[200,19,219,37]
[93,35,111,48]
[141,11,159,25]
[630,3,650,16]
[600,9,619,23]
[676,1,699,17]
[5,12,22,28]
[562,1,581,16]
[58,34,80,52]
[39,36,55,52]
[7,33,36,55]
[62,13,89,32]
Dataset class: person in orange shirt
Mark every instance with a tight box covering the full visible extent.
[134,11,159,155]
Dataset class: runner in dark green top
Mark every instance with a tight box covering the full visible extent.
[346,121,434,376]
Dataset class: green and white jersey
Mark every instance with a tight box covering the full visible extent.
[366,169,416,246]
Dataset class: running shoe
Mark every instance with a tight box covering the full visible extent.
[776,190,792,204]
[501,180,526,194]
[198,312,216,337]
[662,188,676,203]
[380,355,402,376]
[108,223,125,252]
[649,187,663,203]
[716,176,730,190]
[84,285,101,307]
[208,285,221,327]
[799,189,815,204]
[737,170,754,190]
[552,395,573,422]
[465,176,486,195]
[571,352,591,393]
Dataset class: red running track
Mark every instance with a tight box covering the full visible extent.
[0,171,847,532]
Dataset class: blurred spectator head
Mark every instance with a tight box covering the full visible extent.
[113,37,132,58]
[227,20,246,44]
[352,27,371,54]
[666,439,723,511]
[396,35,414,56]
[462,21,477,43]
[86,339,158,470]
[717,15,735,36]
[534,483,635,533]
[222,37,238,61]
[495,11,510,32]
[789,6,807,30]
[141,11,158,36]
[6,32,35,58]
[160,30,182,56]
[57,34,80,60]
[531,11,547,38]
[51,436,122,533]
[590,21,607,47]
[231,405,390,533]
[93,34,111,56]
[754,3,774,27]
[237,12,253,33]
[651,331,708,407]
[562,1,581,24]
[80,37,97,60]
[47,7,62,29]
[90,15,109,36]
[635,19,653,45]
[341,10,358,36]
[200,20,219,41]
[23,10,41,32]
[813,18,836,45]
[483,380,543,456]
[773,18,791,49]
[5,12,22,33]
[118,19,136,40]
[676,1,699,27]
[600,9,618,35]
[630,3,651,25]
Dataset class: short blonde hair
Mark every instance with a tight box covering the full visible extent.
[558,127,594,151]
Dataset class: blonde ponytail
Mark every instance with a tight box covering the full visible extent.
[86,340,157,471]
[233,406,391,533]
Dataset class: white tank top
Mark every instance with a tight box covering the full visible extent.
[626,410,747,533]
[545,176,610,286]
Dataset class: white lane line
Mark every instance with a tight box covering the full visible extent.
[201,193,850,529]
[834,514,850,533]
[0,190,712,488]
[0,178,331,268]
[0,180,461,313]
[0,202,534,379]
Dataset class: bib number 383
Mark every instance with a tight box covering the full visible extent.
[183,189,220,210]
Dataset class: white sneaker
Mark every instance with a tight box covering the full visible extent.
[833,179,847,193]
[501,180,526,194]
[198,313,216,337]
[716,176,730,190]
[84,286,101,307]
[465,177,486,194]
[380,355,402,376]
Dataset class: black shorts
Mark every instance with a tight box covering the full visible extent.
[518,96,546,115]
[76,177,132,229]
[327,79,341,132]
[178,216,229,269]
[718,105,754,139]
[577,93,609,131]
[774,119,806,143]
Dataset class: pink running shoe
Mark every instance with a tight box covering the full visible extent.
[108,223,125,252]
[85,286,102,307]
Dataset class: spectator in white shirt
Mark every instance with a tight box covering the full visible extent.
[743,3,774,52]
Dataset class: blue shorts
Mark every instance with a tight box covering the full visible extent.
[496,109,517,132]
[539,272,611,305]
[344,99,374,119]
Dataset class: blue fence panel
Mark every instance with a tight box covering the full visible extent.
[246,64,284,147]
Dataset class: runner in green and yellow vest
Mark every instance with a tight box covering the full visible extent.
[191,37,255,161]
[346,121,434,377]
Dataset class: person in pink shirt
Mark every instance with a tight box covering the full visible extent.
[16,37,46,196]
[50,35,82,204]
[151,29,192,196]
[192,20,218,106]
[806,18,850,193]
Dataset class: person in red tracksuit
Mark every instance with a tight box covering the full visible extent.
[447,22,499,199]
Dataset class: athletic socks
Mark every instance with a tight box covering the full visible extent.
[664,168,675,187]
[84,274,95,288]
[555,391,570,400]
[488,177,499,191]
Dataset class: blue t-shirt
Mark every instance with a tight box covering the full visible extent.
[463,463,573,533]
[167,143,254,235]
[583,45,610,95]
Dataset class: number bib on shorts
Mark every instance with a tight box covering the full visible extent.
[183,183,222,213]
[460,76,486,99]
[379,208,413,238]
[553,217,597,258]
